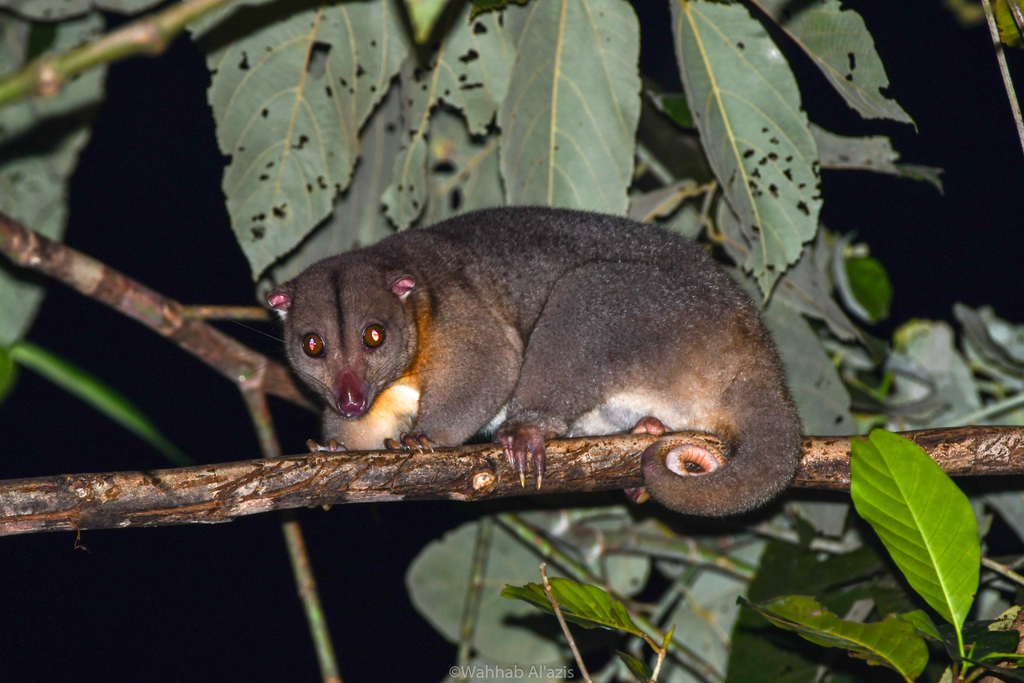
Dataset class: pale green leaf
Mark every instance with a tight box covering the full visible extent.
[850,430,980,644]
[811,124,943,192]
[423,108,504,225]
[672,0,821,295]
[887,320,982,428]
[0,13,104,345]
[383,4,512,227]
[742,595,928,682]
[616,652,653,682]
[499,0,641,214]
[262,83,403,287]
[206,0,409,277]
[407,521,569,664]
[0,0,160,20]
[756,0,913,124]
[10,342,190,466]
[501,578,643,636]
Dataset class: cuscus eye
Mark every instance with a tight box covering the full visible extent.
[302,333,324,357]
[363,324,385,348]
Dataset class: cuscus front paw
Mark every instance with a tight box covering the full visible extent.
[383,433,435,453]
[307,439,346,453]
[624,416,667,504]
[495,424,546,489]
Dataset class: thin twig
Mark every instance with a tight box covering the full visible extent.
[456,517,494,674]
[980,0,1024,159]
[983,557,1024,587]
[0,0,243,107]
[239,373,341,683]
[181,305,272,321]
[539,563,592,683]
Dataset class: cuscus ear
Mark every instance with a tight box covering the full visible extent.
[267,289,292,317]
[390,275,416,299]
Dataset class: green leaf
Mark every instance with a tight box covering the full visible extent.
[756,0,913,124]
[672,0,821,295]
[499,0,641,214]
[898,610,941,640]
[383,4,512,227]
[616,651,653,682]
[844,256,892,323]
[936,620,1020,661]
[10,342,191,466]
[206,0,409,277]
[741,595,928,682]
[648,92,694,128]
[0,345,16,405]
[404,0,453,43]
[850,430,980,649]
[0,13,105,346]
[996,0,1024,48]
[501,578,644,637]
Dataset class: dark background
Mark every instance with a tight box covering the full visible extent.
[1,1,1021,681]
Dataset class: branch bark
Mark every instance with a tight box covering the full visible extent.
[3,426,1023,537]
[0,211,311,411]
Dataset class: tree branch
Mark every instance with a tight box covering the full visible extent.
[2,426,1023,537]
[0,211,311,411]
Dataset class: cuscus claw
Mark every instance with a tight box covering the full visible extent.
[384,433,435,453]
[497,425,546,490]
[307,438,346,453]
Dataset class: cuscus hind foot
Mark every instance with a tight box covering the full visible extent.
[495,424,546,489]
[384,433,435,453]
[625,417,668,503]
[307,439,346,453]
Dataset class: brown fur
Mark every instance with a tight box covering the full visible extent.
[268,207,803,515]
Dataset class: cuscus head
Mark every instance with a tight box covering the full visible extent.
[266,255,420,419]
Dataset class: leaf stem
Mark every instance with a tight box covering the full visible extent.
[979,0,1024,160]
[539,563,592,683]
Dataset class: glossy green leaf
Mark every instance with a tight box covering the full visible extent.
[937,620,1020,661]
[206,0,409,277]
[499,0,641,214]
[741,595,928,682]
[850,429,980,651]
[10,342,190,466]
[845,256,892,323]
[383,3,512,227]
[898,610,941,640]
[672,0,821,295]
[616,651,653,682]
[756,0,913,124]
[0,13,104,346]
[0,345,16,405]
[501,578,644,636]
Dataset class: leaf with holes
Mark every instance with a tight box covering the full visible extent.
[755,0,913,124]
[423,108,504,225]
[383,4,512,227]
[499,0,641,214]
[672,0,820,295]
[207,0,409,278]
[851,429,980,654]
